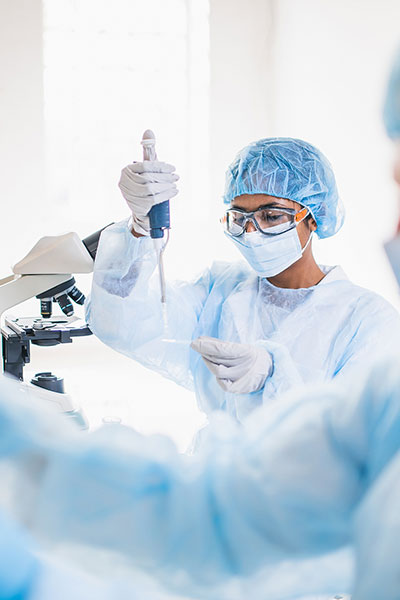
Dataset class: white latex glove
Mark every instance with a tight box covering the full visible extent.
[191,336,273,394]
[119,161,179,235]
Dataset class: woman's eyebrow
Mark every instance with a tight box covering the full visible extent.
[231,202,291,210]
[257,203,292,210]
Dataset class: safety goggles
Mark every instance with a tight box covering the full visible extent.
[221,205,309,237]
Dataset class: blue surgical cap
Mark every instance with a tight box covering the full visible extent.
[384,48,400,139]
[223,137,344,239]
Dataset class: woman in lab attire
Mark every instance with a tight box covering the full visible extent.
[86,137,400,423]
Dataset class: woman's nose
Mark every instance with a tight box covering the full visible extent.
[245,220,257,233]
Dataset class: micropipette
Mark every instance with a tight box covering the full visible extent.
[141,130,170,328]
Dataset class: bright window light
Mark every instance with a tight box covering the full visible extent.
[41,0,209,449]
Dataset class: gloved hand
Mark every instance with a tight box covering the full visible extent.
[119,161,179,235]
[191,336,273,394]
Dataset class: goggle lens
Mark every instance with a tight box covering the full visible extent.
[223,207,308,236]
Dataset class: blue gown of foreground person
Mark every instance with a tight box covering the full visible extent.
[0,360,400,600]
[0,510,185,600]
[86,220,400,422]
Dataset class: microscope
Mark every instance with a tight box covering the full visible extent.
[0,225,110,429]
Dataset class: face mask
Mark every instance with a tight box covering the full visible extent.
[227,227,312,277]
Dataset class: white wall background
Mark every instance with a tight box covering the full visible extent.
[270,0,400,305]
[1,0,400,450]
[0,0,45,268]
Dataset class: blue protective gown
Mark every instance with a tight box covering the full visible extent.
[0,510,177,600]
[1,361,400,599]
[0,511,38,600]
[86,220,400,421]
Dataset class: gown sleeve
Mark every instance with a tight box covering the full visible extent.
[85,220,211,390]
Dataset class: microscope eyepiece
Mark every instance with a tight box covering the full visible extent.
[82,223,113,260]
